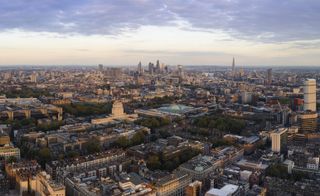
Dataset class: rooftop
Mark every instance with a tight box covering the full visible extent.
[157,104,195,114]
[206,184,239,196]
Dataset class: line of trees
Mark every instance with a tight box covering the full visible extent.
[115,130,148,148]
[1,118,63,131]
[266,164,308,181]
[146,148,201,171]
[131,96,178,109]
[192,115,246,135]
[135,117,171,129]
[3,87,51,98]
[61,102,112,117]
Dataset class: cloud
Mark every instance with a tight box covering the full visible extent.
[0,0,174,35]
[166,0,320,42]
[287,40,320,50]
[0,0,319,42]
[124,49,233,57]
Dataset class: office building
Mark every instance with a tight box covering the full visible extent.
[155,172,191,196]
[0,132,10,146]
[31,73,37,83]
[186,181,202,196]
[267,68,272,85]
[5,160,41,194]
[232,57,235,77]
[178,65,184,78]
[271,128,288,153]
[98,64,103,71]
[179,155,221,181]
[156,59,160,73]
[149,62,154,75]
[241,92,252,104]
[105,67,122,78]
[298,111,318,133]
[304,79,316,112]
[35,171,65,196]
[0,145,20,161]
[137,61,142,74]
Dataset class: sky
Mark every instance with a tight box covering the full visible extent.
[0,0,320,66]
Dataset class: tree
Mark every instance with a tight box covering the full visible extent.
[193,115,246,135]
[212,140,231,148]
[195,117,209,128]
[163,161,174,171]
[149,118,160,128]
[179,148,201,163]
[147,155,161,170]
[208,120,216,129]
[214,118,228,132]
[61,102,112,117]
[160,118,171,126]
[135,117,171,129]
[131,131,145,146]
[6,156,17,163]
[266,164,289,179]
[4,86,51,98]
[38,148,51,160]
[37,148,52,167]
[66,151,80,158]
[116,136,130,148]
[172,157,180,167]
[84,139,101,154]
[159,130,171,138]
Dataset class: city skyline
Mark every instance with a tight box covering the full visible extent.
[0,0,320,66]
[1,46,320,195]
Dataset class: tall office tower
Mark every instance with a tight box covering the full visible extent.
[164,66,169,73]
[304,79,316,112]
[98,64,103,71]
[160,63,165,73]
[156,60,160,73]
[137,61,142,74]
[30,73,37,83]
[267,68,272,85]
[239,68,244,77]
[271,128,288,153]
[177,65,184,78]
[148,62,154,75]
[232,57,235,76]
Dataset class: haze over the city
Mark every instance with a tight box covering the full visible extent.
[0,0,320,66]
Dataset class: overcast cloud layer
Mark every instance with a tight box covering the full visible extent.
[1,0,320,42]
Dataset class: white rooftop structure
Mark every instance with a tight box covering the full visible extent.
[205,184,239,196]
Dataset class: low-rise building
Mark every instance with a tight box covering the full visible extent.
[155,171,191,196]
[5,160,41,195]
[35,171,65,196]
[0,145,20,161]
[46,149,126,181]
[185,180,202,196]
[179,155,221,181]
